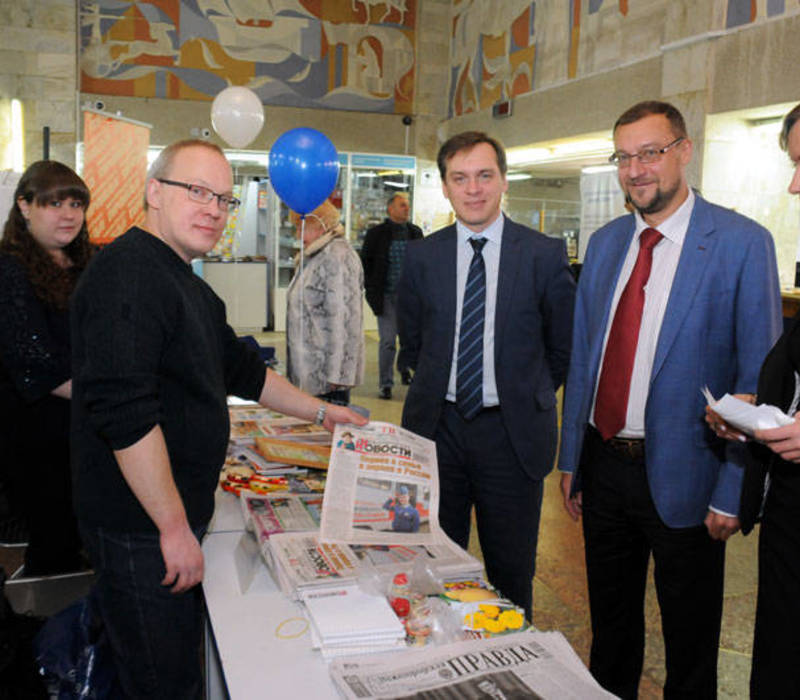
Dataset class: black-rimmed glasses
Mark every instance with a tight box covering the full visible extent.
[609,137,685,168]
[157,179,241,212]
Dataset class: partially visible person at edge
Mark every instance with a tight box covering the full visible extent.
[708,101,800,700]
[0,161,92,575]
[559,100,781,700]
[287,199,365,406]
[71,140,367,699]
[361,192,423,399]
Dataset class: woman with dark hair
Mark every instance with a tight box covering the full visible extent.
[0,160,92,575]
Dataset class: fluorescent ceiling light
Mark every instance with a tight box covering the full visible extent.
[582,165,617,174]
[506,172,532,181]
[506,137,614,167]
[10,99,24,172]
[506,147,550,166]
[226,150,268,165]
[553,138,612,156]
[384,181,409,188]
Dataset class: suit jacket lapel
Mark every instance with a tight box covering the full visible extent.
[438,226,459,356]
[588,219,636,373]
[651,197,715,382]
[495,218,522,350]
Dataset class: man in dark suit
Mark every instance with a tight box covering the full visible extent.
[397,131,576,619]
[559,101,781,699]
[361,193,423,399]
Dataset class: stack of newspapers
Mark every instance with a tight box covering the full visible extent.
[249,422,485,600]
[300,583,407,660]
[264,532,484,600]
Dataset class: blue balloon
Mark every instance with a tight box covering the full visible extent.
[268,128,340,215]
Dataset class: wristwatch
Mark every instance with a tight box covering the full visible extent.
[314,402,327,426]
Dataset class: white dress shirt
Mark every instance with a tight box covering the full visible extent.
[591,189,696,438]
[446,213,504,406]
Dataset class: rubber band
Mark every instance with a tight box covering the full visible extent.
[275,617,309,639]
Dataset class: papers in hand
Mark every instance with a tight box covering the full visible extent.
[702,386,794,436]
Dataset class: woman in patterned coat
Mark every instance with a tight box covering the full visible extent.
[286,199,364,405]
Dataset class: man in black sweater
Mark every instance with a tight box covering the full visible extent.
[360,193,423,399]
[71,140,365,699]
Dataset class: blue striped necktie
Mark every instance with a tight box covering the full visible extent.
[456,237,487,420]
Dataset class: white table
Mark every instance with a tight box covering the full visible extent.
[202,491,339,699]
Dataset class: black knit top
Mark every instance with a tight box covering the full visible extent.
[71,227,266,532]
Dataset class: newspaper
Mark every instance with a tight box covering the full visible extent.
[240,492,323,544]
[265,531,483,599]
[702,386,794,436]
[329,629,618,699]
[321,422,440,545]
[229,406,331,444]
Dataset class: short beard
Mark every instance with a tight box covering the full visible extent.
[631,180,680,216]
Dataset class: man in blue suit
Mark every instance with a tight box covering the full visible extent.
[398,131,576,620]
[559,101,782,699]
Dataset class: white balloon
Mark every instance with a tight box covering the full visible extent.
[211,86,265,148]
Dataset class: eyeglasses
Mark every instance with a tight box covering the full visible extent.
[609,137,685,168]
[156,179,240,212]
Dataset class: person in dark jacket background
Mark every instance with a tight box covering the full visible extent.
[708,101,800,700]
[360,193,423,399]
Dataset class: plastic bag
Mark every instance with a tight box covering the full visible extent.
[33,596,118,699]
[0,567,47,699]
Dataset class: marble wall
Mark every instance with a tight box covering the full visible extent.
[0,0,78,167]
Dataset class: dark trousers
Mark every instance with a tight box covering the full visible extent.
[80,525,207,700]
[377,292,401,389]
[580,428,724,700]
[751,463,800,699]
[435,402,543,620]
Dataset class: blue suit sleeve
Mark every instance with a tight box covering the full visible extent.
[558,236,602,477]
[711,226,782,515]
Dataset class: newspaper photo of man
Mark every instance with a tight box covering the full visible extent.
[383,485,421,533]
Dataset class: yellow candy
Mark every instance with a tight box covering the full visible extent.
[478,604,500,618]
[498,609,525,629]
[471,612,488,629]
[483,618,505,634]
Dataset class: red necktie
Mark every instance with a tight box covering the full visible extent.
[594,227,663,440]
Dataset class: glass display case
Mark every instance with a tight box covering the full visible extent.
[505,195,581,259]
[346,154,416,252]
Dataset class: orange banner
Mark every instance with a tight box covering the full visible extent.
[82,111,149,245]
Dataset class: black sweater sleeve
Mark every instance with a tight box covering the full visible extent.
[0,254,71,402]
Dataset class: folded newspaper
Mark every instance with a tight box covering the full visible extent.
[321,422,442,545]
[329,628,617,699]
[702,386,794,436]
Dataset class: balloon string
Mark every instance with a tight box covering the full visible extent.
[299,216,305,387]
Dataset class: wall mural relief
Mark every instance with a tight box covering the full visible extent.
[79,0,416,114]
[725,0,793,27]
[449,0,537,117]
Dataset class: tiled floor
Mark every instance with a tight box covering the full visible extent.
[0,330,758,698]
